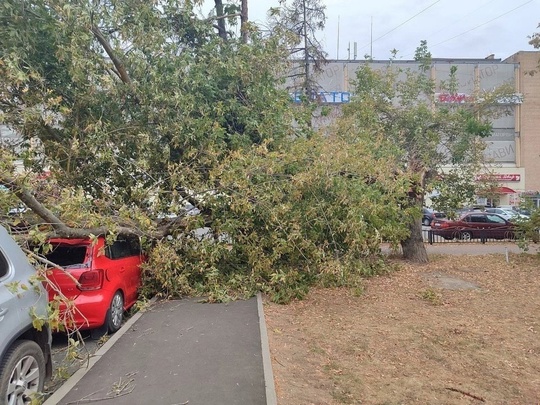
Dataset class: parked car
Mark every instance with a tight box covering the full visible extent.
[43,236,144,334]
[0,225,52,404]
[430,212,515,240]
[515,207,532,216]
[455,206,484,217]
[497,205,532,217]
[485,207,529,221]
[422,208,446,226]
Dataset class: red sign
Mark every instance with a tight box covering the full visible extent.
[475,174,521,182]
[435,93,474,103]
[494,174,520,182]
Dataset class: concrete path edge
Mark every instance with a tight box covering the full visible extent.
[258,292,277,405]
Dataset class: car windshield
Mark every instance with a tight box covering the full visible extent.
[44,245,88,267]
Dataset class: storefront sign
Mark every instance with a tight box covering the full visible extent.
[475,174,521,182]
[290,91,350,104]
[434,93,523,104]
[435,93,473,103]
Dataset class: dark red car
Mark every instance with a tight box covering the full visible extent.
[430,212,516,240]
[422,207,446,226]
[44,236,144,333]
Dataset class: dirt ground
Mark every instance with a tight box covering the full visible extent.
[264,253,540,405]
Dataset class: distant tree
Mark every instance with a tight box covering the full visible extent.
[335,42,515,263]
[268,0,327,99]
[528,22,540,73]
[529,22,540,49]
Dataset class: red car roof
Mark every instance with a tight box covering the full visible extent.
[47,238,94,245]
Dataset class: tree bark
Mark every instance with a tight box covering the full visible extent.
[91,25,132,86]
[214,0,228,41]
[241,0,248,43]
[400,159,429,263]
[400,217,429,263]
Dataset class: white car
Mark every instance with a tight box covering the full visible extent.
[485,208,528,221]
[0,225,52,403]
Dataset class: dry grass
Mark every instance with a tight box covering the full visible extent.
[264,253,540,405]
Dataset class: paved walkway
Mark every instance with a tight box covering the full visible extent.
[45,295,276,405]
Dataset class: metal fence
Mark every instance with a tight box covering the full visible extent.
[422,228,517,244]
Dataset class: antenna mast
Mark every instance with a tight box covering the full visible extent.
[370,16,373,59]
[337,15,340,59]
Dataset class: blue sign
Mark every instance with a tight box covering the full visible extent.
[291,91,351,104]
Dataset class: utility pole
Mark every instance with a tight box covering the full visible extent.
[337,15,340,59]
[370,16,373,59]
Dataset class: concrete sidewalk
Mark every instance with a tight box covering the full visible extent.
[45,295,276,405]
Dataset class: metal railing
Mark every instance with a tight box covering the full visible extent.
[422,228,517,244]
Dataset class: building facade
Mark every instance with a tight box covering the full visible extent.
[503,52,540,206]
[294,52,540,207]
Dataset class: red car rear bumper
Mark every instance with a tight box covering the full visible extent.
[49,290,114,331]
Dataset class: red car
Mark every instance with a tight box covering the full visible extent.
[430,212,516,240]
[44,236,144,333]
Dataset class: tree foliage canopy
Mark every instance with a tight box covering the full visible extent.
[0,2,522,301]
[0,0,409,302]
[0,0,298,234]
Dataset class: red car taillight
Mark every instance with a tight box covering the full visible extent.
[78,269,104,291]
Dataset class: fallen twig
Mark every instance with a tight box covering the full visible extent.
[446,387,485,402]
[66,375,136,404]
[137,328,154,338]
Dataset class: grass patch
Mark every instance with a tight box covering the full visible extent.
[419,287,443,305]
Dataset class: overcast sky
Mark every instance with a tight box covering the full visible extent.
[200,0,539,60]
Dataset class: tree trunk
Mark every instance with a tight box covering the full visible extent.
[400,158,429,263]
[240,0,248,43]
[214,0,227,41]
[401,215,429,263]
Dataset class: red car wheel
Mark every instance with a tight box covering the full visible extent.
[106,291,124,333]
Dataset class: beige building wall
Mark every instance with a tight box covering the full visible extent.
[504,52,540,194]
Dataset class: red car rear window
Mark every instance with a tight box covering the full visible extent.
[44,245,88,267]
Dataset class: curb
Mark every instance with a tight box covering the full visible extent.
[43,297,157,405]
[257,292,277,405]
